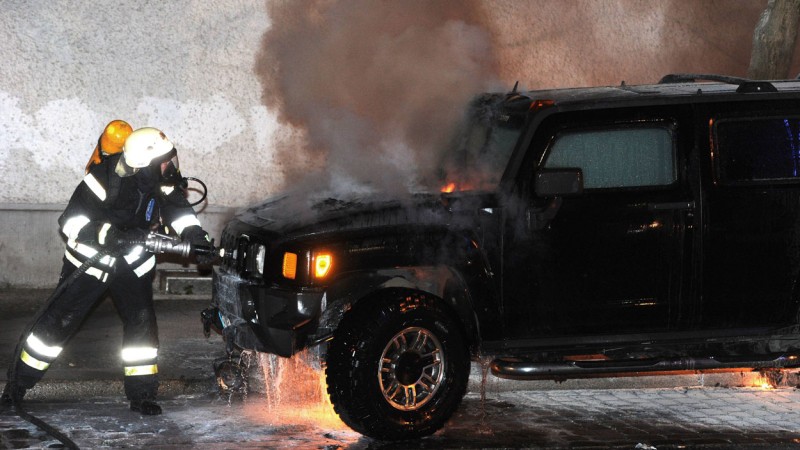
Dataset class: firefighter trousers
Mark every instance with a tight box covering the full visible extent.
[12,257,159,401]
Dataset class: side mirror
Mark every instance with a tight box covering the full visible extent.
[534,169,584,197]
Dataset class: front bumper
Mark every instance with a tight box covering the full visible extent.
[211,268,325,357]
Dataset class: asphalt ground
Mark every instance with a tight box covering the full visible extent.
[2,378,800,448]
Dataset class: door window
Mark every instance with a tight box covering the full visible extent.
[544,126,676,189]
[714,117,800,183]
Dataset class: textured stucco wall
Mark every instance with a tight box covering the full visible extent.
[1,0,792,208]
[484,0,793,88]
[0,0,281,208]
[1,0,796,287]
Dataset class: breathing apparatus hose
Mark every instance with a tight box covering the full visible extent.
[185,177,207,207]
[164,176,207,207]
[5,243,127,450]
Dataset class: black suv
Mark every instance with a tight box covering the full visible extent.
[205,74,800,440]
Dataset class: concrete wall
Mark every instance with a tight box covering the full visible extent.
[0,203,235,288]
[1,0,797,287]
[1,0,275,287]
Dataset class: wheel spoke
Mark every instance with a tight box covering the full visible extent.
[404,385,417,408]
[419,350,439,368]
[395,334,408,353]
[390,382,402,400]
[410,331,428,352]
[380,356,394,373]
[421,373,436,387]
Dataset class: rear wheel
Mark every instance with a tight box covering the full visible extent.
[325,290,469,440]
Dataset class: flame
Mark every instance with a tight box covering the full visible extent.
[441,182,457,193]
[751,373,777,390]
[441,180,478,193]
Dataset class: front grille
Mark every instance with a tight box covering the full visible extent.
[213,269,247,320]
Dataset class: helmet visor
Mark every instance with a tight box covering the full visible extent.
[115,148,179,178]
[160,152,181,183]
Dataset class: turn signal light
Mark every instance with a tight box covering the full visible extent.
[282,252,298,280]
[314,253,332,279]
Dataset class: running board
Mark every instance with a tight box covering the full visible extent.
[490,356,798,381]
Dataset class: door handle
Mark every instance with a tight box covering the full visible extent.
[647,201,695,211]
[528,197,564,230]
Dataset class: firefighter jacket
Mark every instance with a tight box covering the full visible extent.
[58,153,201,281]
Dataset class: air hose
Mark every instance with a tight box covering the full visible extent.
[185,177,207,207]
[4,234,214,448]
[165,176,207,208]
[5,246,116,449]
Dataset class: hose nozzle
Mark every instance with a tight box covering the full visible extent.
[144,233,192,258]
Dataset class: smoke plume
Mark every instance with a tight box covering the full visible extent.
[255,0,500,198]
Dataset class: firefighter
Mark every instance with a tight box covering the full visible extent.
[2,127,213,415]
[85,119,133,173]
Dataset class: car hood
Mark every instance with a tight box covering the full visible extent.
[232,189,499,239]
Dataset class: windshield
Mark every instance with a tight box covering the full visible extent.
[438,95,525,192]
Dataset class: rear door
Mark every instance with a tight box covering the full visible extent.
[701,100,800,329]
[503,105,697,337]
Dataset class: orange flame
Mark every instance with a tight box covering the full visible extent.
[441,182,457,193]
[751,372,780,390]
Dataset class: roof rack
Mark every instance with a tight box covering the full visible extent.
[659,73,751,84]
[658,73,777,93]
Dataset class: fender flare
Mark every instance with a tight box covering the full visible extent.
[317,265,481,350]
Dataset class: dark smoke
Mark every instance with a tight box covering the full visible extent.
[255,0,501,199]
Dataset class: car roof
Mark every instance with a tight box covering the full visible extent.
[518,76,800,109]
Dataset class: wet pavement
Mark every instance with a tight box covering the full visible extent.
[3,387,800,449]
[2,288,800,449]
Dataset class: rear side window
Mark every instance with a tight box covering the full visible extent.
[544,126,675,189]
[714,117,800,183]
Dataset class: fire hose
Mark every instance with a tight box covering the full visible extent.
[3,233,215,449]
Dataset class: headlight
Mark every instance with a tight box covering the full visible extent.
[313,252,332,279]
[255,245,266,275]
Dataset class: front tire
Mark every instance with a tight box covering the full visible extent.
[325,290,469,440]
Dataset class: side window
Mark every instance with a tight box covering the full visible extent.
[544,126,676,189]
[714,117,800,183]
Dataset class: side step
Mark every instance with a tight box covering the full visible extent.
[491,356,799,381]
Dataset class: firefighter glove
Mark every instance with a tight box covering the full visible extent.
[101,225,147,247]
[183,226,216,265]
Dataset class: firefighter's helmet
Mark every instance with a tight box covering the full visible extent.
[122,127,174,169]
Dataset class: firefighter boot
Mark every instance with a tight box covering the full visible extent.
[130,398,162,415]
[1,382,26,408]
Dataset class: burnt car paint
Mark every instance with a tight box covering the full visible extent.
[209,76,800,439]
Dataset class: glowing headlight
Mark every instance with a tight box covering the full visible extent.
[255,245,266,275]
[313,252,332,279]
